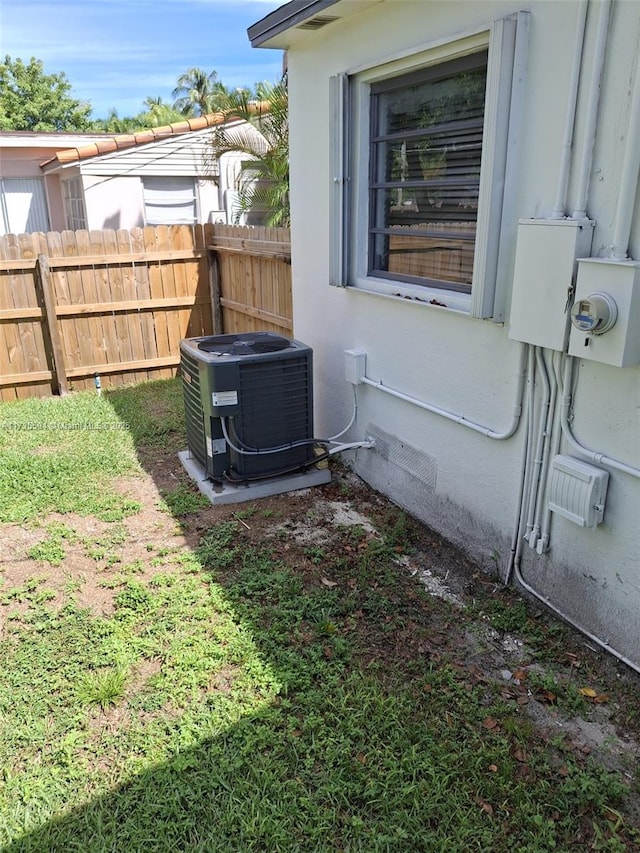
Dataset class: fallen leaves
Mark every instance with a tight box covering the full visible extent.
[535,689,558,705]
[475,797,494,816]
[578,687,609,703]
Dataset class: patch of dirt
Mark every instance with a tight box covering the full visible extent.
[2,453,639,831]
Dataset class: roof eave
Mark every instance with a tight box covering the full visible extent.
[39,113,241,172]
[248,0,340,48]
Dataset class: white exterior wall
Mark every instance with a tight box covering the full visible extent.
[81,173,223,229]
[284,0,640,665]
[82,175,144,230]
[75,128,259,228]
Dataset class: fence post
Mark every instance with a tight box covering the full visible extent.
[34,253,69,395]
[208,249,223,335]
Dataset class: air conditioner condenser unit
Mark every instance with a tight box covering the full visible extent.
[180,332,321,484]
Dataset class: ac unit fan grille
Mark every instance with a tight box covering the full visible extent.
[181,348,207,469]
[197,333,292,356]
[231,356,313,477]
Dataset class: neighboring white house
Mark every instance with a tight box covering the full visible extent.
[0,115,260,235]
[0,131,108,234]
[250,0,640,669]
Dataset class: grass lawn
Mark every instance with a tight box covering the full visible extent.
[0,379,638,852]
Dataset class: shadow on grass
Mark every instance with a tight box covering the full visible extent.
[4,379,636,852]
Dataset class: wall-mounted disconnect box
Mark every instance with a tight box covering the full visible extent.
[344,349,367,384]
[568,258,640,367]
[508,218,594,351]
[547,455,609,528]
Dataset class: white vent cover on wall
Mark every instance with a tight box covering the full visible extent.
[296,16,338,31]
[547,455,609,528]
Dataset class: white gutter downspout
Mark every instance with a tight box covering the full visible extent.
[551,0,590,219]
[609,49,640,259]
[572,0,613,219]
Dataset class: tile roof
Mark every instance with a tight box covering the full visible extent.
[40,113,229,168]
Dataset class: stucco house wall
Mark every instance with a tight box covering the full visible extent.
[254,0,640,667]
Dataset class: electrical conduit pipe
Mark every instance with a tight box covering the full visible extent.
[359,344,527,441]
[523,347,551,543]
[530,348,559,552]
[560,356,640,478]
[572,0,613,219]
[609,48,640,259]
[504,357,640,674]
[551,0,590,219]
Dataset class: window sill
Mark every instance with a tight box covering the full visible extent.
[348,276,472,314]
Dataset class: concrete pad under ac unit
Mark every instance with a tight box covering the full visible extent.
[178,450,331,506]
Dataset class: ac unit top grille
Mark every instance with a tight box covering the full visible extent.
[197,332,292,357]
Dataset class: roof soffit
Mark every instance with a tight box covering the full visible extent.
[248,0,382,49]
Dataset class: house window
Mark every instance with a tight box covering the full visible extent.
[0,178,50,235]
[142,177,197,225]
[368,53,487,293]
[62,177,87,230]
[331,14,528,319]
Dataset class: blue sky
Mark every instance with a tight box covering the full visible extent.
[1,0,284,120]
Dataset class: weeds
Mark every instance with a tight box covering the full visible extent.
[77,668,128,710]
[158,483,210,517]
[27,538,66,566]
[27,522,77,566]
[484,597,530,633]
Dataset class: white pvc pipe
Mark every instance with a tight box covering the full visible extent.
[560,356,640,478]
[328,439,375,455]
[522,352,537,537]
[524,348,553,546]
[551,0,590,219]
[572,0,613,219]
[610,49,640,259]
[327,384,358,441]
[531,348,559,552]
[360,344,527,441]
[502,358,640,674]
[513,561,640,675]
[537,353,566,552]
[504,346,535,585]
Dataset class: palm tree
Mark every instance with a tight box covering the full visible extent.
[171,68,230,117]
[141,97,185,127]
[90,109,140,133]
[210,79,290,227]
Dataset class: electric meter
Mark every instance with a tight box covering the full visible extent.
[570,292,618,335]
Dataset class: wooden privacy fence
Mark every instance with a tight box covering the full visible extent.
[208,225,292,336]
[0,223,292,401]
